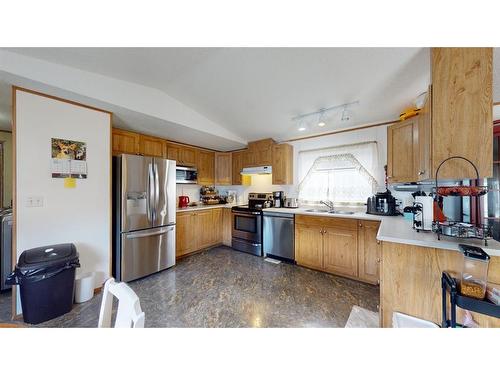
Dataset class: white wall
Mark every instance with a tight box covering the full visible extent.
[15,90,111,300]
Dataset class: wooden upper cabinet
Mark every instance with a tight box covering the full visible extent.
[112,128,140,155]
[166,142,197,166]
[242,138,274,167]
[431,48,493,179]
[272,143,293,185]
[416,87,432,181]
[387,118,418,183]
[139,134,165,157]
[232,150,244,185]
[215,152,232,185]
[357,220,381,285]
[197,149,215,185]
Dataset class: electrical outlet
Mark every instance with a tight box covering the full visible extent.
[26,196,43,208]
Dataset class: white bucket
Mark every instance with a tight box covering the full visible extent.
[75,272,95,303]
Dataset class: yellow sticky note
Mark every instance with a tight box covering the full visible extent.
[64,177,76,188]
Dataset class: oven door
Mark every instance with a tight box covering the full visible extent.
[232,211,262,243]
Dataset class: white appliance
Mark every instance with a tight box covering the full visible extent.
[240,166,272,175]
[413,196,433,231]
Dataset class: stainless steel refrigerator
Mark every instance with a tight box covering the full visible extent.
[113,154,176,282]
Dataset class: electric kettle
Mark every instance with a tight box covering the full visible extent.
[178,196,190,208]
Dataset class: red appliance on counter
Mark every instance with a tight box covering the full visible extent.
[178,196,190,208]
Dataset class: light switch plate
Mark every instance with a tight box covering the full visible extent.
[26,196,43,208]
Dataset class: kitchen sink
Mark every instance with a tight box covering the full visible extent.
[305,209,330,213]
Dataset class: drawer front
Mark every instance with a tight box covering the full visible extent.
[295,214,358,230]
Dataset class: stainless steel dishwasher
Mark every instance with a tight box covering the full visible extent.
[262,211,294,262]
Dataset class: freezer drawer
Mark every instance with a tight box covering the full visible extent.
[263,213,294,261]
[120,225,175,282]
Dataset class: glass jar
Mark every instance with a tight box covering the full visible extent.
[459,244,490,299]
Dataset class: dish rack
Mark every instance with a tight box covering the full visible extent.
[432,156,492,246]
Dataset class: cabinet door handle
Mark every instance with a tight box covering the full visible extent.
[418,170,425,175]
[323,230,327,234]
[359,223,363,227]
[319,229,323,234]
[376,240,381,245]
[377,258,381,263]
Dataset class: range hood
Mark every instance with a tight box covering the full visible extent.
[240,166,273,175]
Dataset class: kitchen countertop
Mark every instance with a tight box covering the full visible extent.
[176,203,240,212]
[262,206,500,256]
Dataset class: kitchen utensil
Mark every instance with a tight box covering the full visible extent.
[459,244,490,299]
[272,191,285,208]
[366,190,398,216]
[178,195,190,208]
[284,197,299,208]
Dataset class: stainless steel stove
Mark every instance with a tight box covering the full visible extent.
[231,193,273,256]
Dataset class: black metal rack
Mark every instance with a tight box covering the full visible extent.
[441,271,500,327]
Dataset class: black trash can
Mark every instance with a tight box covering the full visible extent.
[7,243,80,324]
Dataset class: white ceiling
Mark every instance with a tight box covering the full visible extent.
[2,48,500,144]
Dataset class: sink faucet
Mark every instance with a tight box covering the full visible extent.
[320,200,335,211]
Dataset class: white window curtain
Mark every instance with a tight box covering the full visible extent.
[297,142,381,205]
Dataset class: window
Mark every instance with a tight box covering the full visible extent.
[297,142,381,205]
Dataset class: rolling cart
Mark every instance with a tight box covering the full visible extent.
[441,271,500,327]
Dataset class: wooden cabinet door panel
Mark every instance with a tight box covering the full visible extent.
[197,150,215,185]
[139,135,165,157]
[232,151,243,185]
[242,150,256,168]
[176,213,195,257]
[357,220,381,284]
[387,119,417,183]
[272,143,293,185]
[212,208,223,245]
[295,224,323,270]
[431,48,492,179]
[166,143,180,162]
[195,210,214,249]
[180,147,197,166]
[222,208,232,246]
[417,88,432,181]
[112,129,139,155]
[215,153,232,185]
[323,227,358,278]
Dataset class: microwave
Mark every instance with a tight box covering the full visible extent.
[176,166,198,184]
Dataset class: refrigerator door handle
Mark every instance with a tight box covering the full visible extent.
[147,163,154,223]
[126,226,173,239]
[154,161,160,222]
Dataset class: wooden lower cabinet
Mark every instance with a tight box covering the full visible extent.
[294,215,380,284]
[381,241,500,327]
[176,208,223,257]
[176,213,196,257]
[212,208,223,244]
[323,227,358,278]
[295,224,324,270]
[222,208,232,246]
[358,220,381,284]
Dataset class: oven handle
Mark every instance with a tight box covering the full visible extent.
[232,211,261,217]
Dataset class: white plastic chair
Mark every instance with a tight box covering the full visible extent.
[98,278,145,328]
[392,311,439,328]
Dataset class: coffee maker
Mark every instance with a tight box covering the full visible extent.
[272,191,285,208]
